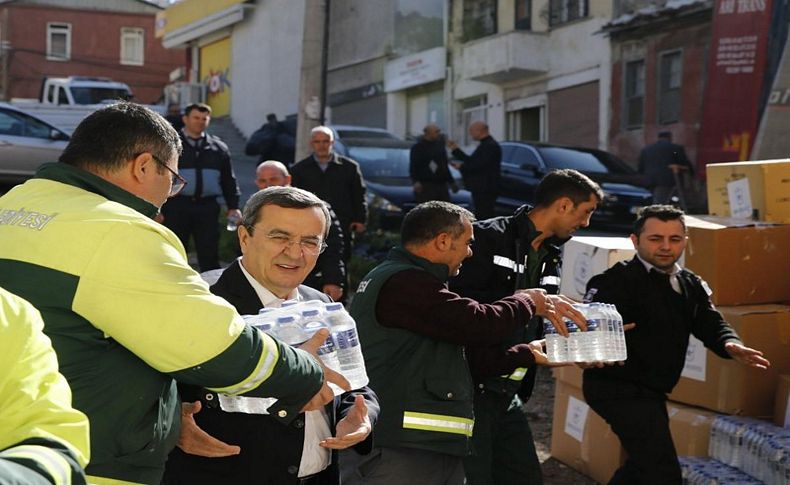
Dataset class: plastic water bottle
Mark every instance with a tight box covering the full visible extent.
[583,304,608,361]
[543,319,567,363]
[271,315,309,346]
[606,303,626,360]
[324,302,369,389]
[226,212,242,232]
[300,308,343,396]
[565,323,584,362]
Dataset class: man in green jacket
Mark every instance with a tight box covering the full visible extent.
[0,103,340,485]
[0,287,90,485]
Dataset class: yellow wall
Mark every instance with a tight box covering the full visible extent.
[160,0,246,35]
[200,37,232,117]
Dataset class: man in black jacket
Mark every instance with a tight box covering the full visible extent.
[161,103,242,271]
[291,126,367,264]
[638,131,693,204]
[583,205,770,484]
[410,124,457,203]
[255,160,346,302]
[164,186,378,485]
[450,169,602,485]
[448,121,501,219]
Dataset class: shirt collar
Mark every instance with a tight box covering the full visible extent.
[238,258,299,307]
[312,152,338,165]
[636,254,681,276]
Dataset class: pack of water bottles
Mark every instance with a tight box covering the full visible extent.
[543,302,627,363]
[242,300,369,395]
[679,456,765,484]
[708,415,790,484]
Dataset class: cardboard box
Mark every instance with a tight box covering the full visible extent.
[669,304,790,416]
[551,380,626,484]
[684,215,790,305]
[774,374,790,428]
[706,159,790,223]
[553,364,584,389]
[559,236,636,302]
[667,402,718,457]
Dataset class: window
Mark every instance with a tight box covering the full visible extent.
[624,60,645,128]
[549,0,588,27]
[460,96,487,146]
[658,50,682,124]
[47,23,71,61]
[0,108,55,139]
[463,0,497,42]
[120,27,145,66]
[515,0,532,30]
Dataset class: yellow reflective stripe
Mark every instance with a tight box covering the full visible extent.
[402,411,474,436]
[500,367,528,381]
[86,475,145,485]
[208,329,280,395]
[0,445,71,485]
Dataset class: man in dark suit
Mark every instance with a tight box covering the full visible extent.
[164,186,379,485]
[638,131,693,205]
[448,121,502,219]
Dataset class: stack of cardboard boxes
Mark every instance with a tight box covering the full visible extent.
[550,162,790,481]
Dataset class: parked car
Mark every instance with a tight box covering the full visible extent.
[332,132,473,228]
[0,103,70,183]
[496,141,652,227]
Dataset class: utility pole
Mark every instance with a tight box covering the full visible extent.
[295,0,330,161]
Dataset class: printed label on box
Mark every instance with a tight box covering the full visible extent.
[727,177,753,219]
[681,335,707,381]
[564,395,590,442]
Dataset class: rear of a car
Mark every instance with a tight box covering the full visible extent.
[0,104,70,183]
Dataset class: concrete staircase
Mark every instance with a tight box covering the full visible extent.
[208,116,259,206]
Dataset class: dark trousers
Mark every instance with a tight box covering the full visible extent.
[340,446,465,485]
[471,191,497,220]
[583,378,682,485]
[162,196,221,271]
[415,182,451,203]
[463,392,542,485]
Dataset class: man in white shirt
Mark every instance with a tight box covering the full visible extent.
[164,186,379,485]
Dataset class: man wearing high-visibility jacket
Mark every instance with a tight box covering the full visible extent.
[0,103,341,485]
[343,201,582,484]
[0,287,90,485]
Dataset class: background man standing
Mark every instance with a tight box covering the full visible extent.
[291,126,367,265]
[638,131,693,205]
[165,186,378,485]
[583,205,770,484]
[450,169,602,485]
[161,102,242,271]
[448,121,502,219]
[410,124,457,203]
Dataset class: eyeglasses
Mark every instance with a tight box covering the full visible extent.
[150,154,187,197]
[252,230,328,256]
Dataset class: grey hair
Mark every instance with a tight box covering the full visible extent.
[242,186,331,238]
[310,125,334,141]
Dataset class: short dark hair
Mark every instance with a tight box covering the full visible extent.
[633,204,686,236]
[534,169,604,207]
[401,201,474,246]
[59,102,181,174]
[658,131,672,140]
[184,103,212,116]
[242,186,331,239]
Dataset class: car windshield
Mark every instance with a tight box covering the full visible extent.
[347,146,410,178]
[537,146,609,173]
[70,88,132,105]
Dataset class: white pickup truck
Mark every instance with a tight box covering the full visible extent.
[10,76,165,134]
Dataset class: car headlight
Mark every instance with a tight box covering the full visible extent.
[369,194,402,213]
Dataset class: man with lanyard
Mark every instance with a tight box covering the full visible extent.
[161,102,242,271]
[450,169,603,484]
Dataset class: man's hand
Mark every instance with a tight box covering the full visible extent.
[226,208,242,220]
[322,284,343,301]
[517,289,586,337]
[320,394,372,450]
[177,401,241,457]
[668,164,688,174]
[154,213,165,224]
[548,294,587,331]
[298,329,351,412]
[725,341,770,370]
[413,181,423,194]
[450,161,462,170]
[349,222,366,234]
[447,140,459,151]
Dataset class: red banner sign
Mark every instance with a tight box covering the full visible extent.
[697,0,773,175]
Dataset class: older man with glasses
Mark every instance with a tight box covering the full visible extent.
[165,185,379,485]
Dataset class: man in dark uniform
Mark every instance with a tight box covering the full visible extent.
[638,131,693,204]
[448,121,502,219]
[410,124,457,203]
[450,169,603,485]
[583,205,770,484]
[161,103,242,271]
